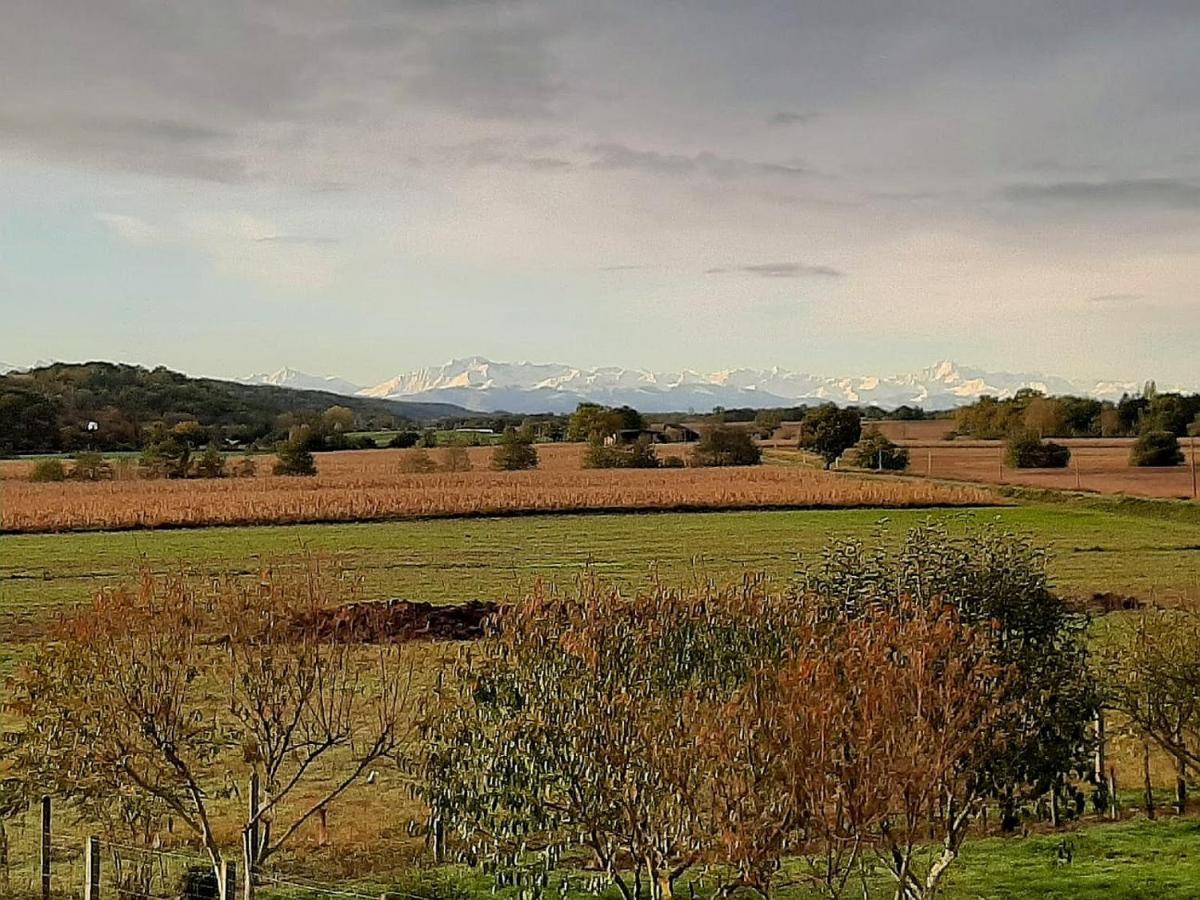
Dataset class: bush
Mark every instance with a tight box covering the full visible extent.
[69,452,113,481]
[582,437,660,469]
[1005,431,1071,468]
[230,456,257,478]
[29,459,67,482]
[689,426,762,467]
[397,448,438,474]
[1130,430,1184,467]
[491,428,538,471]
[388,431,421,449]
[191,444,227,479]
[848,429,909,471]
[439,446,473,472]
[273,440,317,476]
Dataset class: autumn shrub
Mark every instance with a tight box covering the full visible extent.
[69,452,113,481]
[397,448,438,474]
[689,425,761,467]
[582,437,660,469]
[490,427,538,471]
[273,439,317,476]
[1005,430,1070,468]
[29,459,66,482]
[1130,430,1184,467]
[230,456,257,478]
[438,446,472,472]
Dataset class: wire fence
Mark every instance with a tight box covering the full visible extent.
[0,803,436,900]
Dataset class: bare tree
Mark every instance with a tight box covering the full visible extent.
[11,563,414,892]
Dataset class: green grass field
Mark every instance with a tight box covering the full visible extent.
[3,499,1200,897]
[250,815,1200,899]
[4,503,1198,622]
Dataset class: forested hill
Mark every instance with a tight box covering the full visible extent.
[0,362,468,455]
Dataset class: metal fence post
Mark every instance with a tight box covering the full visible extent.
[40,796,51,900]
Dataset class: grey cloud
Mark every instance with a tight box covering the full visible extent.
[1005,179,1200,210]
[586,143,810,180]
[768,111,816,126]
[706,263,844,279]
[1087,293,1143,305]
[251,234,340,246]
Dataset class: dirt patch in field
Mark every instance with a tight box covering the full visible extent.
[297,598,503,643]
[1069,592,1146,616]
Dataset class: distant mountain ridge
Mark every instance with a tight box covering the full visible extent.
[241,357,1153,414]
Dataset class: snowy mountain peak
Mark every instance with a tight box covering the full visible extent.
[238,357,1152,415]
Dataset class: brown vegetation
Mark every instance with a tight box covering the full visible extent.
[0,444,995,534]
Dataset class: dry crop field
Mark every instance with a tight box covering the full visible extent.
[900,438,1200,500]
[0,443,995,533]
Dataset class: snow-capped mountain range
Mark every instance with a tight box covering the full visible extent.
[241,357,1151,414]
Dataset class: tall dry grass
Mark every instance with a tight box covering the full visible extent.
[0,444,997,533]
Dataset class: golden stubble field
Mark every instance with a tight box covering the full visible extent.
[0,443,995,533]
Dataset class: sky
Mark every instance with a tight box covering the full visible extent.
[2,0,1198,386]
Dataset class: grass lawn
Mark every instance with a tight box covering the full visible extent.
[3,504,1199,621]
[250,816,1200,899]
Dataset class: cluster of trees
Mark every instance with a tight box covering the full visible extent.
[956,385,1200,443]
[0,363,434,456]
[689,425,762,467]
[423,524,1096,899]
[1,525,1108,898]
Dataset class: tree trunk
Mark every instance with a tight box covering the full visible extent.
[1107,767,1119,821]
[1176,755,1188,814]
[1143,741,1156,820]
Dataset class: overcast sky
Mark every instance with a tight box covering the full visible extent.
[2,0,1198,384]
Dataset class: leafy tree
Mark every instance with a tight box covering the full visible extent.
[812,524,1098,832]
[848,428,909,471]
[0,388,61,455]
[798,404,861,467]
[1095,608,1200,811]
[273,439,317,476]
[1023,396,1069,437]
[490,427,539,471]
[689,425,762,467]
[1005,430,1071,468]
[567,403,645,442]
[582,436,660,469]
[1130,430,1183,467]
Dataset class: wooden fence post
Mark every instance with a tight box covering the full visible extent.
[219,859,236,900]
[244,771,259,900]
[40,795,51,900]
[83,836,100,900]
